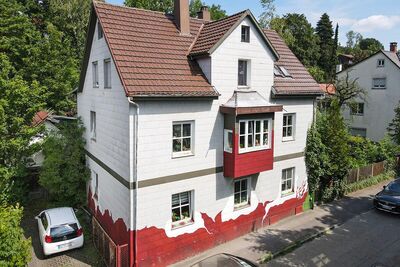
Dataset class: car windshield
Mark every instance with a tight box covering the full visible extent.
[50,223,78,238]
[387,182,400,193]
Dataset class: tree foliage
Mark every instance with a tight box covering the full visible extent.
[328,71,366,108]
[315,13,335,82]
[124,0,174,12]
[39,120,90,207]
[259,0,276,29]
[189,0,227,20]
[388,102,400,145]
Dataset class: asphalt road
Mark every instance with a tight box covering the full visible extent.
[267,209,400,267]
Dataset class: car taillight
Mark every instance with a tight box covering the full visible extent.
[45,235,52,243]
[77,228,83,237]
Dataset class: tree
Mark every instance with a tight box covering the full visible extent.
[208,4,227,20]
[189,0,227,20]
[124,0,174,13]
[39,119,90,207]
[328,71,366,107]
[259,0,276,29]
[316,13,334,81]
[359,38,384,52]
[0,204,31,266]
[388,102,400,145]
[307,66,325,83]
[345,30,362,49]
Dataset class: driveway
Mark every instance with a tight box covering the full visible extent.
[21,198,105,267]
[267,209,400,267]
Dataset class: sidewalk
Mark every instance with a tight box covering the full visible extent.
[172,181,389,267]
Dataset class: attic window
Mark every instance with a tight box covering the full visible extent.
[98,21,103,39]
[279,66,292,77]
[377,59,385,68]
[274,65,283,77]
[241,26,250,43]
[274,65,292,78]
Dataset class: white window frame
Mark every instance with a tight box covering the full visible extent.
[224,129,233,153]
[377,59,385,68]
[234,177,250,209]
[241,25,250,43]
[238,59,250,87]
[92,171,99,200]
[171,191,193,228]
[172,121,194,158]
[104,58,111,89]
[90,111,96,141]
[238,119,271,154]
[350,127,367,138]
[92,61,99,88]
[281,167,295,196]
[372,78,386,89]
[350,103,364,116]
[282,113,296,141]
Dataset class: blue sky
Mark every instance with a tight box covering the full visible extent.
[108,0,400,49]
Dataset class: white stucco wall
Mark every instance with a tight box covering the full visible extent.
[338,52,400,141]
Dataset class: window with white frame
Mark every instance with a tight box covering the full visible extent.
[171,191,193,227]
[238,60,249,86]
[234,178,250,209]
[92,171,99,199]
[241,26,250,43]
[350,127,367,137]
[92,61,99,88]
[377,59,385,67]
[90,111,96,140]
[372,78,386,89]
[224,129,233,153]
[97,21,103,39]
[350,103,364,116]
[172,121,193,157]
[239,119,270,153]
[282,114,295,141]
[281,168,295,196]
[104,59,111,88]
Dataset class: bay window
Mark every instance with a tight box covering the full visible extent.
[239,119,270,153]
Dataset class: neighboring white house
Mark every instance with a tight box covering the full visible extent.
[77,1,322,266]
[337,42,400,141]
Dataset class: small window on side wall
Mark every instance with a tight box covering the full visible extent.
[282,114,295,141]
[92,61,99,88]
[98,21,103,39]
[350,103,364,116]
[104,59,111,88]
[377,59,385,67]
[238,60,248,86]
[372,78,386,89]
[281,168,295,196]
[172,121,194,157]
[234,177,250,209]
[224,129,233,153]
[171,191,193,228]
[90,111,96,141]
[241,26,250,42]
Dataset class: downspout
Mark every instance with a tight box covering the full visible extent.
[128,97,139,267]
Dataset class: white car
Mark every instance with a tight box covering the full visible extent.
[35,207,84,256]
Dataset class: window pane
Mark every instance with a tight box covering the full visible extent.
[283,116,287,126]
[287,126,292,137]
[173,139,182,152]
[283,127,287,137]
[287,179,292,190]
[247,135,253,147]
[172,208,181,222]
[180,192,189,204]
[181,205,190,219]
[263,133,268,146]
[256,121,261,133]
[234,181,240,193]
[241,179,247,189]
[240,191,247,203]
[248,121,254,134]
[240,136,245,149]
[183,124,191,137]
[255,134,261,146]
[240,122,245,135]
[182,138,191,151]
[172,194,180,207]
[263,120,268,133]
[228,131,233,149]
[173,124,181,138]
[287,115,292,126]
[287,168,293,179]
[234,193,241,204]
[282,182,286,191]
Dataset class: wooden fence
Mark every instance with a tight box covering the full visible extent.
[346,161,386,184]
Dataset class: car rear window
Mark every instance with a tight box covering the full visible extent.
[50,223,79,242]
[388,182,400,193]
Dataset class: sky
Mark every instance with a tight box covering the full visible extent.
[108,0,400,49]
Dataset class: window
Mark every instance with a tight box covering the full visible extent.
[350,103,364,116]
[93,171,99,199]
[282,114,295,141]
[234,178,250,209]
[171,191,193,227]
[238,60,248,86]
[372,78,386,89]
[104,59,111,88]
[92,61,99,88]
[40,213,48,230]
[239,119,270,153]
[281,168,295,196]
[377,59,385,67]
[90,111,96,140]
[350,127,367,138]
[98,21,103,39]
[241,26,250,42]
[224,129,233,153]
[172,122,193,157]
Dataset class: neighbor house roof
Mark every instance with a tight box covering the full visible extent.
[264,30,322,96]
[32,111,49,127]
[319,83,336,95]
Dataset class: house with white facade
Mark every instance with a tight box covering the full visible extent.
[337,42,400,141]
[77,1,322,266]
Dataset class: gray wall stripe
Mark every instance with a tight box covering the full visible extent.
[273,151,305,162]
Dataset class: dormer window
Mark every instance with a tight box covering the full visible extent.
[377,59,385,67]
[97,21,103,39]
[238,60,249,86]
[241,26,250,43]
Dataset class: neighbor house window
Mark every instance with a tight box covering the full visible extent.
[377,59,385,67]
[281,168,295,196]
[171,191,193,227]
[92,171,99,199]
[282,114,295,141]
[224,129,233,153]
[97,21,103,39]
[90,111,96,140]
[241,26,250,42]
[239,119,270,153]
[92,61,99,88]
[104,59,111,88]
[350,127,367,138]
[172,121,193,157]
[350,103,364,116]
[238,60,248,86]
[234,178,250,209]
[372,78,386,89]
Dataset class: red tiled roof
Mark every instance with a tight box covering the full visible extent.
[264,29,323,96]
[32,111,49,127]
[319,83,336,94]
[93,2,218,98]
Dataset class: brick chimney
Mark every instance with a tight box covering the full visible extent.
[197,6,211,21]
[174,0,190,36]
[390,42,398,53]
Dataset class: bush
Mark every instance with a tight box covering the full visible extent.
[0,204,31,266]
[39,119,89,207]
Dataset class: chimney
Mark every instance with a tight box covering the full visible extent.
[390,42,398,53]
[197,6,211,21]
[174,0,190,36]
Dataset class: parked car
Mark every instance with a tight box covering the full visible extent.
[373,179,400,214]
[191,253,258,267]
[35,207,84,256]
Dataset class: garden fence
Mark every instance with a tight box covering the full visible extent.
[346,160,386,184]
